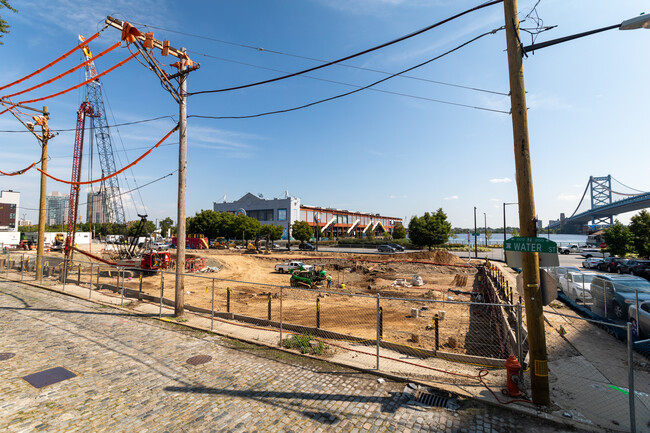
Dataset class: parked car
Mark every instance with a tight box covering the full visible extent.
[558,244,581,255]
[298,242,315,251]
[388,243,405,252]
[590,274,650,320]
[597,257,628,273]
[547,266,581,286]
[581,257,604,269]
[560,272,596,305]
[152,242,169,251]
[617,259,650,275]
[377,244,396,253]
[275,260,312,273]
[629,301,650,338]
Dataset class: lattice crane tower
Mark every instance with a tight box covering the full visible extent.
[79,35,126,224]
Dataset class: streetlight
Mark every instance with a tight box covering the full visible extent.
[523,13,650,54]
[483,213,487,247]
[503,202,518,246]
[473,206,478,258]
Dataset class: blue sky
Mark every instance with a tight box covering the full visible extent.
[1,0,649,230]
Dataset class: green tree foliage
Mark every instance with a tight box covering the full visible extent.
[187,210,220,239]
[0,1,17,45]
[603,220,634,257]
[630,210,650,259]
[259,224,285,241]
[366,229,375,241]
[392,223,407,239]
[291,221,312,243]
[159,217,174,236]
[233,214,261,241]
[126,219,156,237]
[408,208,452,250]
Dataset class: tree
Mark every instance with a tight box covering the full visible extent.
[187,210,219,239]
[630,210,650,259]
[603,220,634,257]
[392,223,406,239]
[0,1,17,45]
[126,219,156,237]
[160,217,174,237]
[366,229,375,241]
[485,230,493,245]
[291,221,312,243]
[408,208,452,250]
[232,214,261,241]
[259,224,285,241]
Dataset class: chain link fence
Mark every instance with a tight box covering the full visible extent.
[3,251,649,431]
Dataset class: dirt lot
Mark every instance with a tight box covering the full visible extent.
[35,248,510,359]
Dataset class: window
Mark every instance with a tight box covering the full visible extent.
[278,209,287,221]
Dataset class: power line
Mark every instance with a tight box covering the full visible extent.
[188,0,504,96]
[0,116,176,133]
[189,29,508,120]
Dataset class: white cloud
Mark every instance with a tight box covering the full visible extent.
[444,195,458,200]
[490,178,512,184]
[557,193,578,201]
[389,195,397,199]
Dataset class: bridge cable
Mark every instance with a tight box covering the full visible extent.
[591,179,641,197]
[568,181,590,219]
[611,176,648,194]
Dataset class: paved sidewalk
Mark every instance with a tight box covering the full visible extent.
[0,281,580,432]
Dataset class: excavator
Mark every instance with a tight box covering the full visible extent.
[246,234,271,254]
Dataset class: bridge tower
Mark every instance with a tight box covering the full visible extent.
[589,175,613,226]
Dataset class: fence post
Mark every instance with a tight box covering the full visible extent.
[268,294,272,321]
[376,293,380,370]
[604,286,608,318]
[635,290,640,336]
[316,298,320,329]
[434,314,440,351]
[6,252,9,279]
[227,287,231,313]
[279,286,283,346]
[139,274,143,300]
[39,255,44,286]
[627,322,636,433]
[120,268,125,306]
[89,263,93,299]
[21,253,24,281]
[62,259,68,291]
[159,272,164,318]
[77,264,81,285]
[211,278,215,332]
[582,274,586,306]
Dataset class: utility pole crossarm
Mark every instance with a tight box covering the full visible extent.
[105,17,184,58]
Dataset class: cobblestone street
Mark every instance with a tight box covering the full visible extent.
[0,281,578,432]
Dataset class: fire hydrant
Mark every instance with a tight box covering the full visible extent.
[504,355,522,397]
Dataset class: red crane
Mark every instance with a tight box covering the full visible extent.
[65,101,95,260]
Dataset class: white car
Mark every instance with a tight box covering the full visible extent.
[582,257,603,269]
[560,272,596,304]
[152,242,170,251]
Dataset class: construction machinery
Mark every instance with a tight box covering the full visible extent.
[246,234,271,254]
[211,237,230,249]
[290,265,328,288]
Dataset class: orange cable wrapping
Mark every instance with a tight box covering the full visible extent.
[3,42,121,100]
[0,161,38,176]
[0,32,101,92]
[37,125,178,185]
[19,51,140,105]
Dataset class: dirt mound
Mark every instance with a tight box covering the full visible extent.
[402,250,466,265]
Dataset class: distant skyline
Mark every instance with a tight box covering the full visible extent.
[1,0,649,230]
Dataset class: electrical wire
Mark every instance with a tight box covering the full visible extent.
[18,170,178,213]
[189,50,510,105]
[0,116,176,133]
[36,125,179,185]
[189,28,507,120]
[17,51,140,106]
[1,42,121,100]
[0,31,103,93]
[188,0,504,96]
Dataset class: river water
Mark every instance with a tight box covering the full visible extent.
[450,233,587,247]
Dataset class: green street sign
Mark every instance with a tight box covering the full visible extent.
[472,232,480,236]
[504,236,557,254]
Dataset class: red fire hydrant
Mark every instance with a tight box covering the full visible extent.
[504,355,522,397]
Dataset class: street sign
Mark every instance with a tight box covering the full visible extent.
[505,250,559,267]
[504,236,557,254]
[472,232,480,236]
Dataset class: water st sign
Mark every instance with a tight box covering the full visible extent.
[503,237,557,254]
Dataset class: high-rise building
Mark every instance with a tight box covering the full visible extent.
[0,190,20,231]
[86,190,110,223]
[46,191,70,226]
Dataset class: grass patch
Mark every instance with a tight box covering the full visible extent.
[282,333,327,355]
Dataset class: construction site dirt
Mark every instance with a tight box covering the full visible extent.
[53,248,519,361]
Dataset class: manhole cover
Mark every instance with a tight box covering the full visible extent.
[415,389,450,408]
[186,355,212,366]
[22,367,76,389]
[0,353,15,361]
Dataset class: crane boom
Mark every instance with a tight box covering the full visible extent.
[65,102,94,259]
[79,35,126,224]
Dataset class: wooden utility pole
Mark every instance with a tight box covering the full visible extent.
[175,48,188,317]
[36,106,50,281]
[503,0,550,405]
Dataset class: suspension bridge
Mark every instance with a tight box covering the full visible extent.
[548,175,650,230]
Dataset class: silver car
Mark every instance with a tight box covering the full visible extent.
[560,272,596,305]
[629,301,650,338]
[582,257,603,269]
